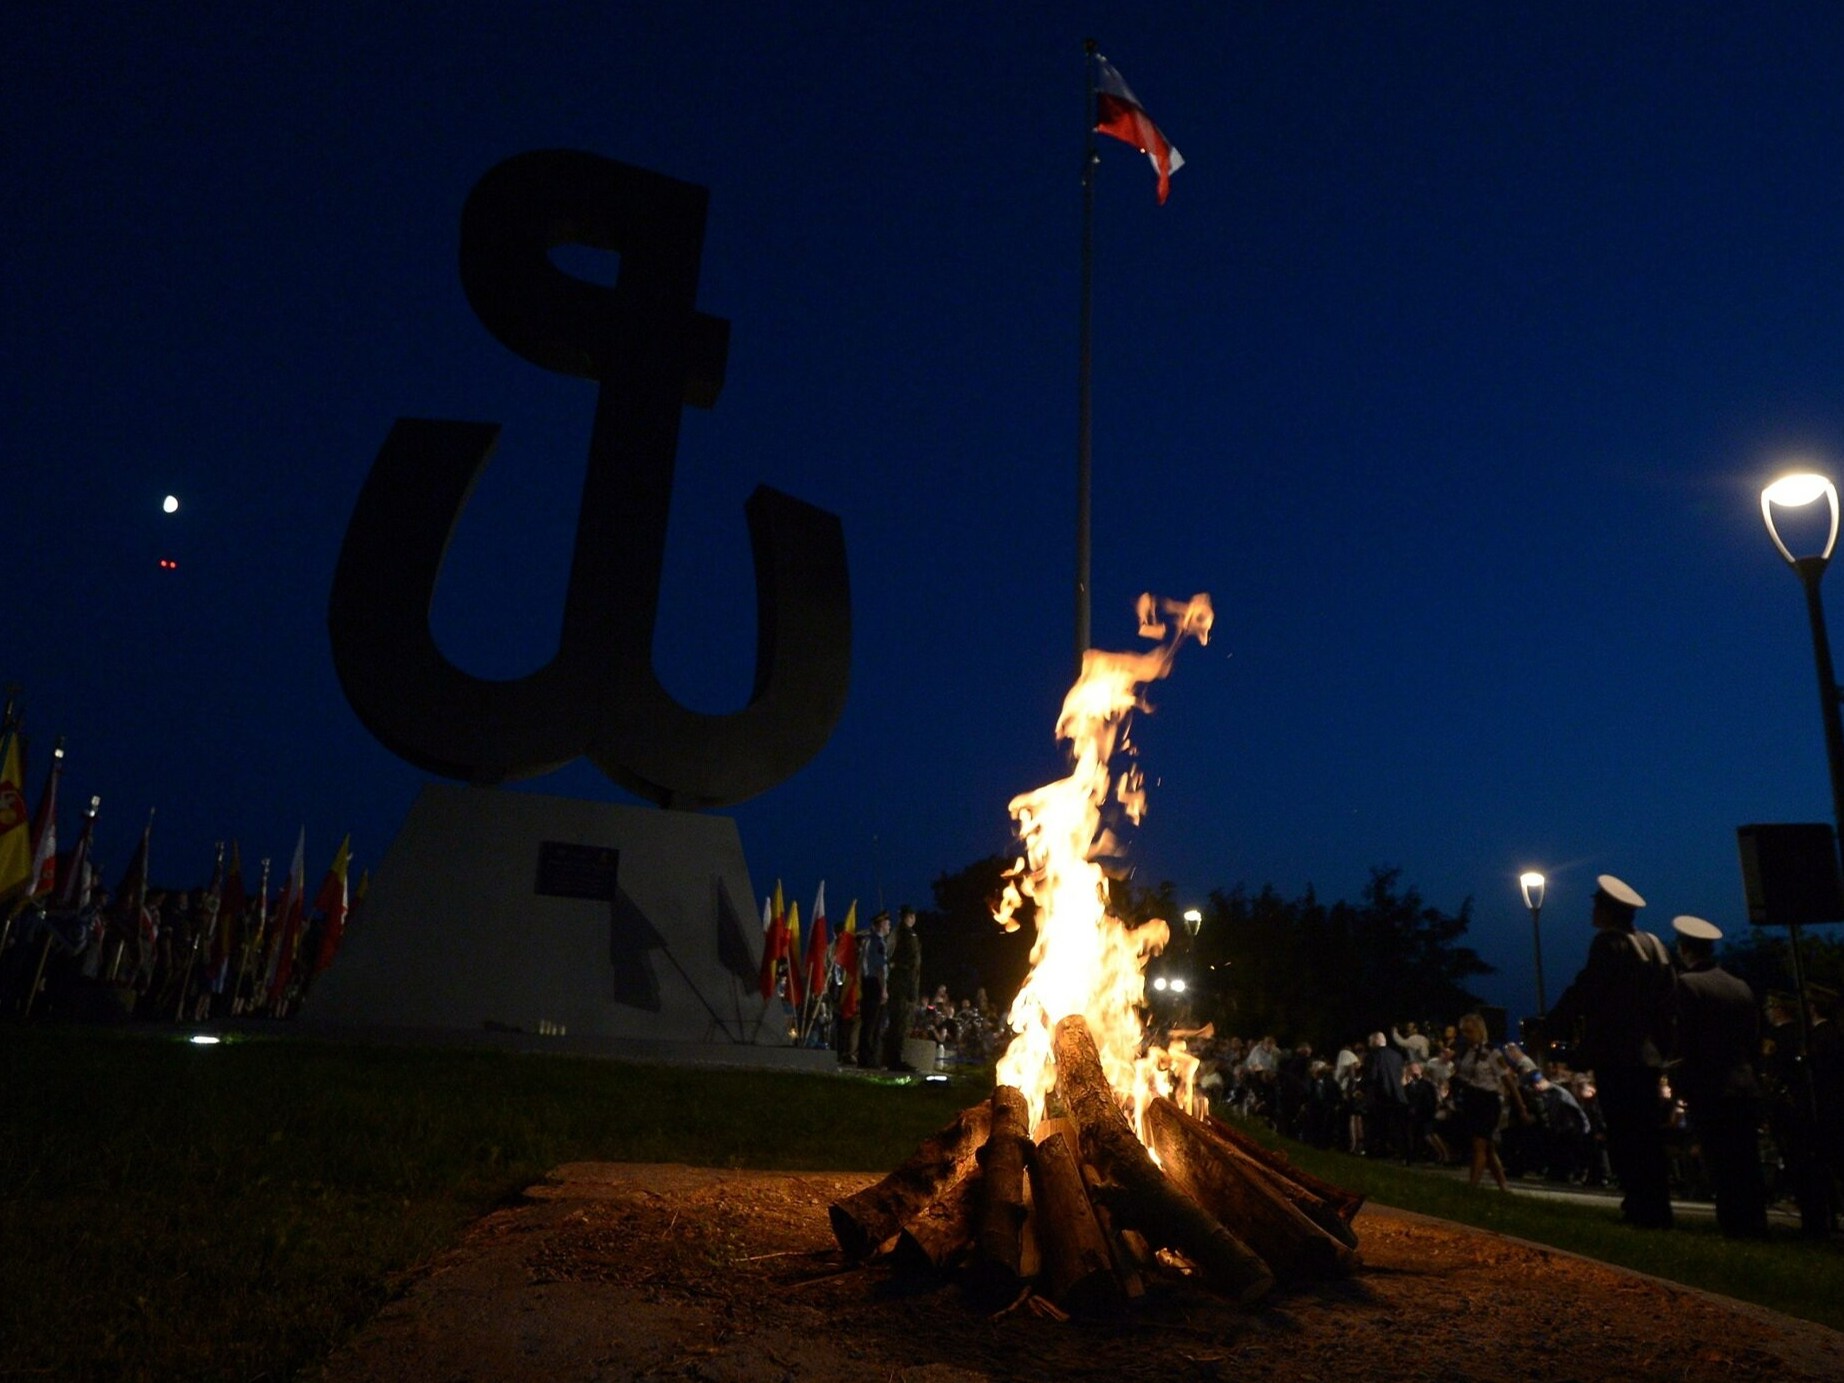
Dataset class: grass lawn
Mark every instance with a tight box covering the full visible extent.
[3,1025,1839,1381]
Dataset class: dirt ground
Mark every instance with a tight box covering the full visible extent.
[307,1163,1844,1383]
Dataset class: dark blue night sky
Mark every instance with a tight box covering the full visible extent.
[12,3,1844,1022]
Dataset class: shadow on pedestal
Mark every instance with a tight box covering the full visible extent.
[304,784,828,1071]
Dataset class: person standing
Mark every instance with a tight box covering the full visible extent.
[855,911,890,1069]
[882,905,922,1071]
[1361,1031,1409,1160]
[1763,990,1836,1236]
[1668,915,1768,1238]
[1547,875,1678,1228]
[1451,1012,1525,1189]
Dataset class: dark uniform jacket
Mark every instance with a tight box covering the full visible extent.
[1548,927,1676,1071]
[1673,961,1761,1107]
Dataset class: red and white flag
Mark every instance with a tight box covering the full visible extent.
[263,827,307,1003]
[25,741,62,901]
[802,881,831,1009]
[311,835,352,975]
[1094,55,1184,205]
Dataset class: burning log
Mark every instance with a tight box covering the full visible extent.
[1051,1015,1274,1304]
[1027,1126,1123,1315]
[964,1086,1031,1305]
[829,1103,992,1260]
[1201,1111,1363,1248]
[1143,1097,1354,1282]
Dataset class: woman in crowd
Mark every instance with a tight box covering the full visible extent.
[1451,1011,1527,1190]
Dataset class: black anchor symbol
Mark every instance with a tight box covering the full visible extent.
[328,150,851,808]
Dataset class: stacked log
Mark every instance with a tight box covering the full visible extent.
[828,1015,1360,1316]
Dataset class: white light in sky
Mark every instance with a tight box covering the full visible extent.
[162,495,179,513]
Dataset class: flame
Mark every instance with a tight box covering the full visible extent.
[994,593,1214,1137]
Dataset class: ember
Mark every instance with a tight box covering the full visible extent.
[829,596,1362,1313]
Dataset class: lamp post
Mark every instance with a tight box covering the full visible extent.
[1761,472,1844,852]
[1759,470,1844,1234]
[1518,871,1547,1018]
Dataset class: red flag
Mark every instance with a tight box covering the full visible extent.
[25,738,63,900]
[757,886,787,1000]
[835,900,860,1020]
[802,882,832,1007]
[1094,54,1184,204]
[263,828,306,1004]
[311,834,351,974]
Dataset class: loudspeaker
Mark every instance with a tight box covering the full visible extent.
[1736,823,1844,927]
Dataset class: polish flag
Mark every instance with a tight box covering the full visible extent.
[1094,55,1184,204]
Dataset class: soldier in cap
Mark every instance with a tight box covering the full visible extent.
[1547,875,1678,1228]
[1669,916,1768,1237]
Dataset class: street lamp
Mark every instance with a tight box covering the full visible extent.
[1759,469,1844,1233]
[1518,871,1547,1017]
[1181,908,1202,941]
[1760,471,1844,854]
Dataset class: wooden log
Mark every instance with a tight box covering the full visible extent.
[1201,1110,1363,1247]
[1079,1158,1146,1300]
[965,1085,1031,1306]
[1144,1097,1354,1282]
[1028,1128,1123,1315]
[1051,1015,1274,1304]
[1202,1113,1364,1231]
[891,1167,982,1273]
[1039,1116,1146,1300]
[829,1103,992,1260]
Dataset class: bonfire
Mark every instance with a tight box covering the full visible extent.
[828,594,1361,1315]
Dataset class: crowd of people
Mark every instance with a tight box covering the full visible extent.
[1165,875,1844,1241]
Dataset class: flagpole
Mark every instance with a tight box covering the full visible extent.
[1076,38,1100,674]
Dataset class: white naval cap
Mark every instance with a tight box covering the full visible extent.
[1671,915,1723,943]
[1594,874,1646,910]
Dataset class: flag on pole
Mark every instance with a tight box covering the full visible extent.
[55,795,100,913]
[802,882,832,1011]
[111,810,154,941]
[212,842,247,989]
[784,899,805,1009]
[25,739,63,901]
[263,827,307,1005]
[758,885,787,1000]
[835,900,860,1020]
[311,834,352,974]
[1094,54,1184,204]
[0,718,32,905]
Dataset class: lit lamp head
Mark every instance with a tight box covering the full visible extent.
[1182,907,1202,940]
[1518,871,1546,912]
[1761,471,1840,568]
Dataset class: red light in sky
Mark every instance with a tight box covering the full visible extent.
[158,558,178,570]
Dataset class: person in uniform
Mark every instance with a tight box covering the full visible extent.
[1547,875,1677,1228]
[855,911,891,1069]
[882,905,922,1071]
[1669,915,1768,1237]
